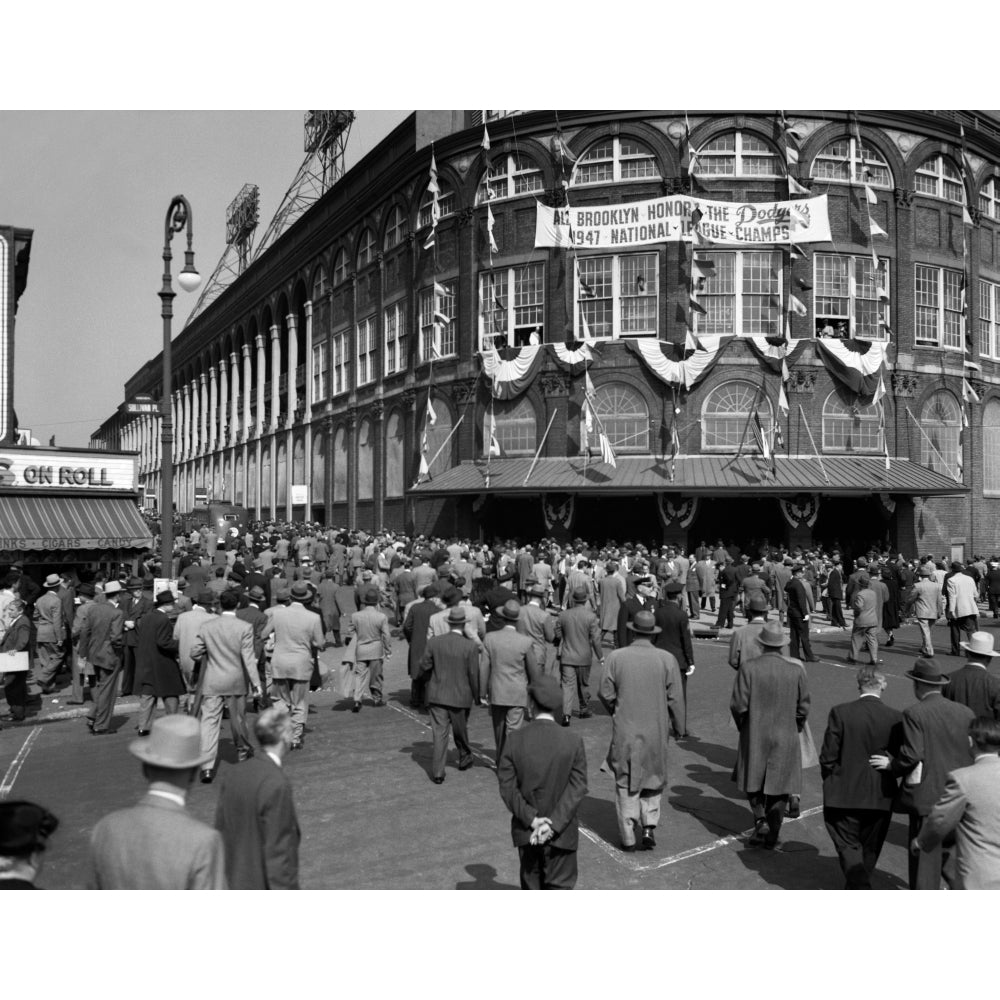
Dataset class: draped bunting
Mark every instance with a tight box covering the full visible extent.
[745,336,808,374]
[813,338,886,396]
[480,345,546,400]
[550,341,595,374]
[624,336,727,389]
[656,495,698,529]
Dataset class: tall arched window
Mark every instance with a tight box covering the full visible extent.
[418,180,455,228]
[984,400,1000,495]
[979,177,1000,220]
[333,426,347,502]
[486,396,537,456]
[384,205,406,250]
[810,137,892,188]
[234,453,244,505]
[385,410,405,497]
[572,137,660,185]
[915,155,964,203]
[425,397,453,476]
[260,445,271,509]
[822,389,882,452]
[276,440,288,508]
[311,431,325,504]
[292,434,305,485]
[333,248,348,285]
[693,131,782,178]
[702,381,773,452]
[246,450,257,507]
[357,418,374,500]
[920,391,962,477]
[356,228,375,269]
[590,383,649,451]
[476,153,543,204]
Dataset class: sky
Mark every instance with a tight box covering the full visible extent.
[0,110,409,447]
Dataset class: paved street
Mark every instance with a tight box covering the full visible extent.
[2,612,985,890]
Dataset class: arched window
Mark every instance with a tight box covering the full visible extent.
[915,155,964,203]
[384,205,406,250]
[476,153,543,204]
[418,181,455,228]
[333,426,347,502]
[693,131,782,178]
[984,400,1000,495]
[312,264,329,302]
[234,454,244,505]
[702,381,773,452]
[385,410,405,497]
[486,396,536,456]
[425,397,453,476]
[292,434,305,485]
[246,450,257,507]
[810,136,892,188]
[260,445,271,509]
[572,137,660,185]
[979,177,1000,220]
[822,390,882,452]
[590,383,649,451]
[357,419,374,500]
[333,248,348,285]
[356,228,375,269]
[920,390,962,477]
[276,440,287,507]
[311,431,325,504]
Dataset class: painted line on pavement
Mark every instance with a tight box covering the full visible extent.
[0,727,42,799]
[631,805,824,871]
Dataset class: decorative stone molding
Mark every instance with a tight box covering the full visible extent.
[542,186,569,208]
[663,177,687,196]
[375,251,385,266]
[790,175,813,192]
[540,371,569,397]
[451,378,479,407]
[788,369,817,394]
[971,378,989,399]
[405,231,418,246]
[891,372,920,397]
[344,407,357,430]
[969,207,983,227]
[457,207,476,228]
[369,399,384,420]
[893,188,915,208]
[400,388,417,410]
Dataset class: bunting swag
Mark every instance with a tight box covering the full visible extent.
[542,493,575,532]
[778,495,820,528]
[656,495,698,529]
[745,336,807,374]
[625,336,727,389]
[480,345,546,399]
[813,338,887,397]
[550,341,594,374]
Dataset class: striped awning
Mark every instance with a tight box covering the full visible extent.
[0,494,153,552]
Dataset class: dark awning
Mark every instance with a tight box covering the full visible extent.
[409,455,968,498]
[0,494,153,551]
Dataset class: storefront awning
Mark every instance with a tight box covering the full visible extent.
[409,455,968,498]
[0,494,153,552]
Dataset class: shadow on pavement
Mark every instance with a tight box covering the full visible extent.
[455,863,518,890]
[668,781,750,837]
[577,793,622,846]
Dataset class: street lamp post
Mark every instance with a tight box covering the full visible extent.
[159,195,200,578]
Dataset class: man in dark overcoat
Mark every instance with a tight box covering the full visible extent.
[402,582,441,709]
[133,591,185,736]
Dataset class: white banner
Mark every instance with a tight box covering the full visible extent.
[535,195,831,249]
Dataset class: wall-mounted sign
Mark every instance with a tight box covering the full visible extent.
[0,449,136,491]
[290,484,308,505]
[126,400,159,415]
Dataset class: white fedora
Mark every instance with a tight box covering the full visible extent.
[960,631,999,658]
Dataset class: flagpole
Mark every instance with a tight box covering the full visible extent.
[906,406,961,484]
[426,414,465,471]
[798,403,831,485]
[524,409,558,486]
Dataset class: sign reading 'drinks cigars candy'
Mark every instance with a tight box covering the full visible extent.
[534,194,832,249]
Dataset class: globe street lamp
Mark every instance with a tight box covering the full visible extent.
[159,195,200,578]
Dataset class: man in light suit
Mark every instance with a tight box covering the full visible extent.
[914,716,1000,889]
[946,562,979,656]
[517,585,557,676]
[419,607,480,783]
[173,589,215,712]
[189,590,261,783]
[483,599,540,759]
[260,582,324,749]
[32,574,65,694]
[498,674,588,889]
[944,631,1000,720]
[89,714,225,889]
[907,564,942,657]
[728,595,776,670]
[556,586,603,727]
[820,666,903,888]
[346,587,392,712]
[598,561,626,647]
[214,705,300,889]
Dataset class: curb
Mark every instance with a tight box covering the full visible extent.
[2,699,142,729]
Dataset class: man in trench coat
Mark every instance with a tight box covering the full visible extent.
[133,591,186,735]
[599,610,684,852]
[731,620,810,849]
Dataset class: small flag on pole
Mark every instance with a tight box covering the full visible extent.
[424,151,440,251]
[869,216,888,238]
[750,411,771,459]
[426,395,437,427]
[964,377,980,404]
[487,203,499,254]
[599,431,617,469]
[787,175,810,196]
[865,185,879,206]
[481,126,490,152]
[488,410,501,457]
[788,294,808,317]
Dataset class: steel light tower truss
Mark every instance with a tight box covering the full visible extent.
[184,183,259,326]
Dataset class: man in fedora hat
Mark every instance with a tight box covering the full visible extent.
[654,581,695,736]
[600,610,684,852]
[728,594,780,670]
[403,583,442,710]
[133,590,186,737]
[418,606,480,783]
[785,563,819,663]
[517,584,557,677]
[189,590,261,783]
[870,657,975,889]
[556,585,603,727]
[906,564,943,658]
[119,576,153,698]
[236,584,270,709]
[944,631,1000,721]
[945,561,979,656]
[0,800,59,889]
[173,588,215,712]
[78,581,126,736]
[848,572,881,666]
[731,620,810,849]
[260,582,325,748]
[89,714,225,889]
[345,587,393,712]
[498,674,588,889]
[914,716,1000,889]
[32,574,65,695]
[617,575,661,649]
[483,599,540,759]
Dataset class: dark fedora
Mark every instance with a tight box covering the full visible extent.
[247,585,266,602]
[498,599,522,622]
[0,801,59,856]
[905,657,949,685]
[627,610,661,635]
[572,586,589,604]
[664,581,684,596]
[154,590,175,607]
[363,587,380,606]
[758,621,787,648]
[447,606,466,625]
[289,581,312,602]
[528,675,562,713]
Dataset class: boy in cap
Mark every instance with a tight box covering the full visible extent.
[0,801,59,889]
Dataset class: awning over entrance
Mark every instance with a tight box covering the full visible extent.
[0,494,153,551]
[410,455,968,498]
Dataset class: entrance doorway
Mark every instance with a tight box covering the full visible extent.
[686,497,788,556]
[570,495,662,547]
[810,496,891,563]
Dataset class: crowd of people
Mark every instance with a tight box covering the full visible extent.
[2,524,1000,890]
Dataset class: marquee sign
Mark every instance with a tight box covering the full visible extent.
[0,449,137,491]
[535,194,832,249]
[0,233,9,445]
